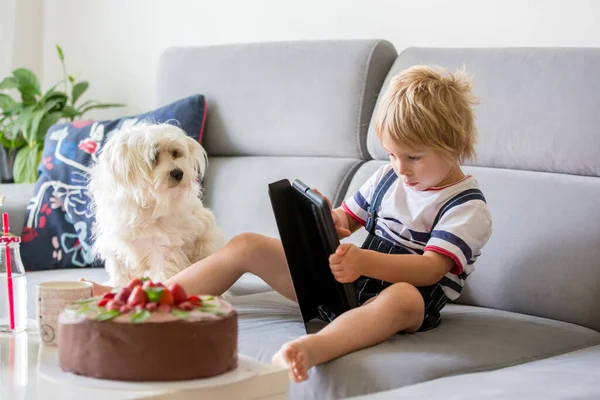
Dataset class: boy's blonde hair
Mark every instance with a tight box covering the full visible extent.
[375,65,478,163]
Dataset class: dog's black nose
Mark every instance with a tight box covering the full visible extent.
[170,168,184,181]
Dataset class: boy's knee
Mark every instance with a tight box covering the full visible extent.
[381,282,425,329]
[228,232,267,256]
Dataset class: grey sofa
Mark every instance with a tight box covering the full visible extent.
[5,41,600,399]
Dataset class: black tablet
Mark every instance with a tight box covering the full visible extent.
[268,179,358,331]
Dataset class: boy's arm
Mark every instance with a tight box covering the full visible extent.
[332,207,362,235]
[359,250,454,287]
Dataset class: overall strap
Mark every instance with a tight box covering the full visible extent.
[365,168,398,234]
[430,188,486,232]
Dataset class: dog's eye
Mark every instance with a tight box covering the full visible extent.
[172,150,180,159]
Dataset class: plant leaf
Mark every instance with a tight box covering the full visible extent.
[27,109,47,143]
[75,99,97,109]
[13,68,41,96]
[0,94,17,112]
[79,102,124,115]
[42,93,68,112]
[41,83,68,104]
[61,105,80,120]
[56,45,64,62]
[13,145,42,183]
[36,112,62,141]
[131,309,151,324]
[0,128,26,149]
[68,75,75,84]
[171,309,189,320]
[95,309,120,321]
[71,81,88,104]
[0,77,17,90]
[10,105,34,139]
[2,101,23,116]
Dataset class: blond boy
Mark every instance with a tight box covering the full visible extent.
[86,65,492,383]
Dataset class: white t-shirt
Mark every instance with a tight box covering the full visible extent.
[342,164,493,300]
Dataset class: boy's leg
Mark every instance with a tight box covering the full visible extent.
[167,232,295,300]
[272,282,425,382]
[86,233,296,301]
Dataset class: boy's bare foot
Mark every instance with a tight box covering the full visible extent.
[272,338,315,383]
[80,278,112,296]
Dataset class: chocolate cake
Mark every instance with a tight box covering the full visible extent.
[57,279,237,381]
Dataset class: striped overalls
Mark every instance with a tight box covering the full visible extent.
[319,169,451,332]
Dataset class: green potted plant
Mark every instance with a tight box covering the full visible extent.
[0,45,123,183]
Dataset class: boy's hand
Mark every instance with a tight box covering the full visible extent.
[313,188,351,239]
[329,243,363,283]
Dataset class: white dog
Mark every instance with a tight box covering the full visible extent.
[88,122,224,287]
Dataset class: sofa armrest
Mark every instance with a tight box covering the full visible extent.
[2,183,35,235]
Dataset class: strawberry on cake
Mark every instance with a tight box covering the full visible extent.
[58,278,238,381]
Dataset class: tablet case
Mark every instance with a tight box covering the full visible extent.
[268,179,358,331]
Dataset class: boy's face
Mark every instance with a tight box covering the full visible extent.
[382,136,459,191]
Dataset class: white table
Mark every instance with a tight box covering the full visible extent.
[0,320,289,400]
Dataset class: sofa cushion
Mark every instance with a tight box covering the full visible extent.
[367,47,600,177]
[348,345,600,399]
[1,183,35,237]
[20,95,207,271]
[157,40,397,159]
[231,291,600,400]
[201,156,364,239]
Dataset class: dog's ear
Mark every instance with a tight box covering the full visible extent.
[185,136,208,178]
[102,138,133,184]
[98,134,153,190]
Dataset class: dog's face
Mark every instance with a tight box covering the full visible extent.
[93,123,207,213]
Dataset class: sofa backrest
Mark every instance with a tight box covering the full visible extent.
[157,40,396,239]
[359,47,600,331]
[158,42,600,332]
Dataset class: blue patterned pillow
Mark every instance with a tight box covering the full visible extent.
[20,95,207,271]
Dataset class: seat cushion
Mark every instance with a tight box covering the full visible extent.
[349,345,600,399]
[230,291,600,400]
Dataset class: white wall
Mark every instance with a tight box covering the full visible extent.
[41,0,600,119]
[0,0,43,78]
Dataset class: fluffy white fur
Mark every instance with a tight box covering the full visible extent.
[88,123,224,287]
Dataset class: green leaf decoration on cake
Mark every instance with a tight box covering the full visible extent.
[131,309,151,324]
[201,302,217,309]
[201,308,226,317]
[140,277,150,282]
[144,287,164,303]
[172,309,189,320]
[74,296,99,304]
[201,295,214,301]
[76,305,95,316]
[95,310,120,321]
